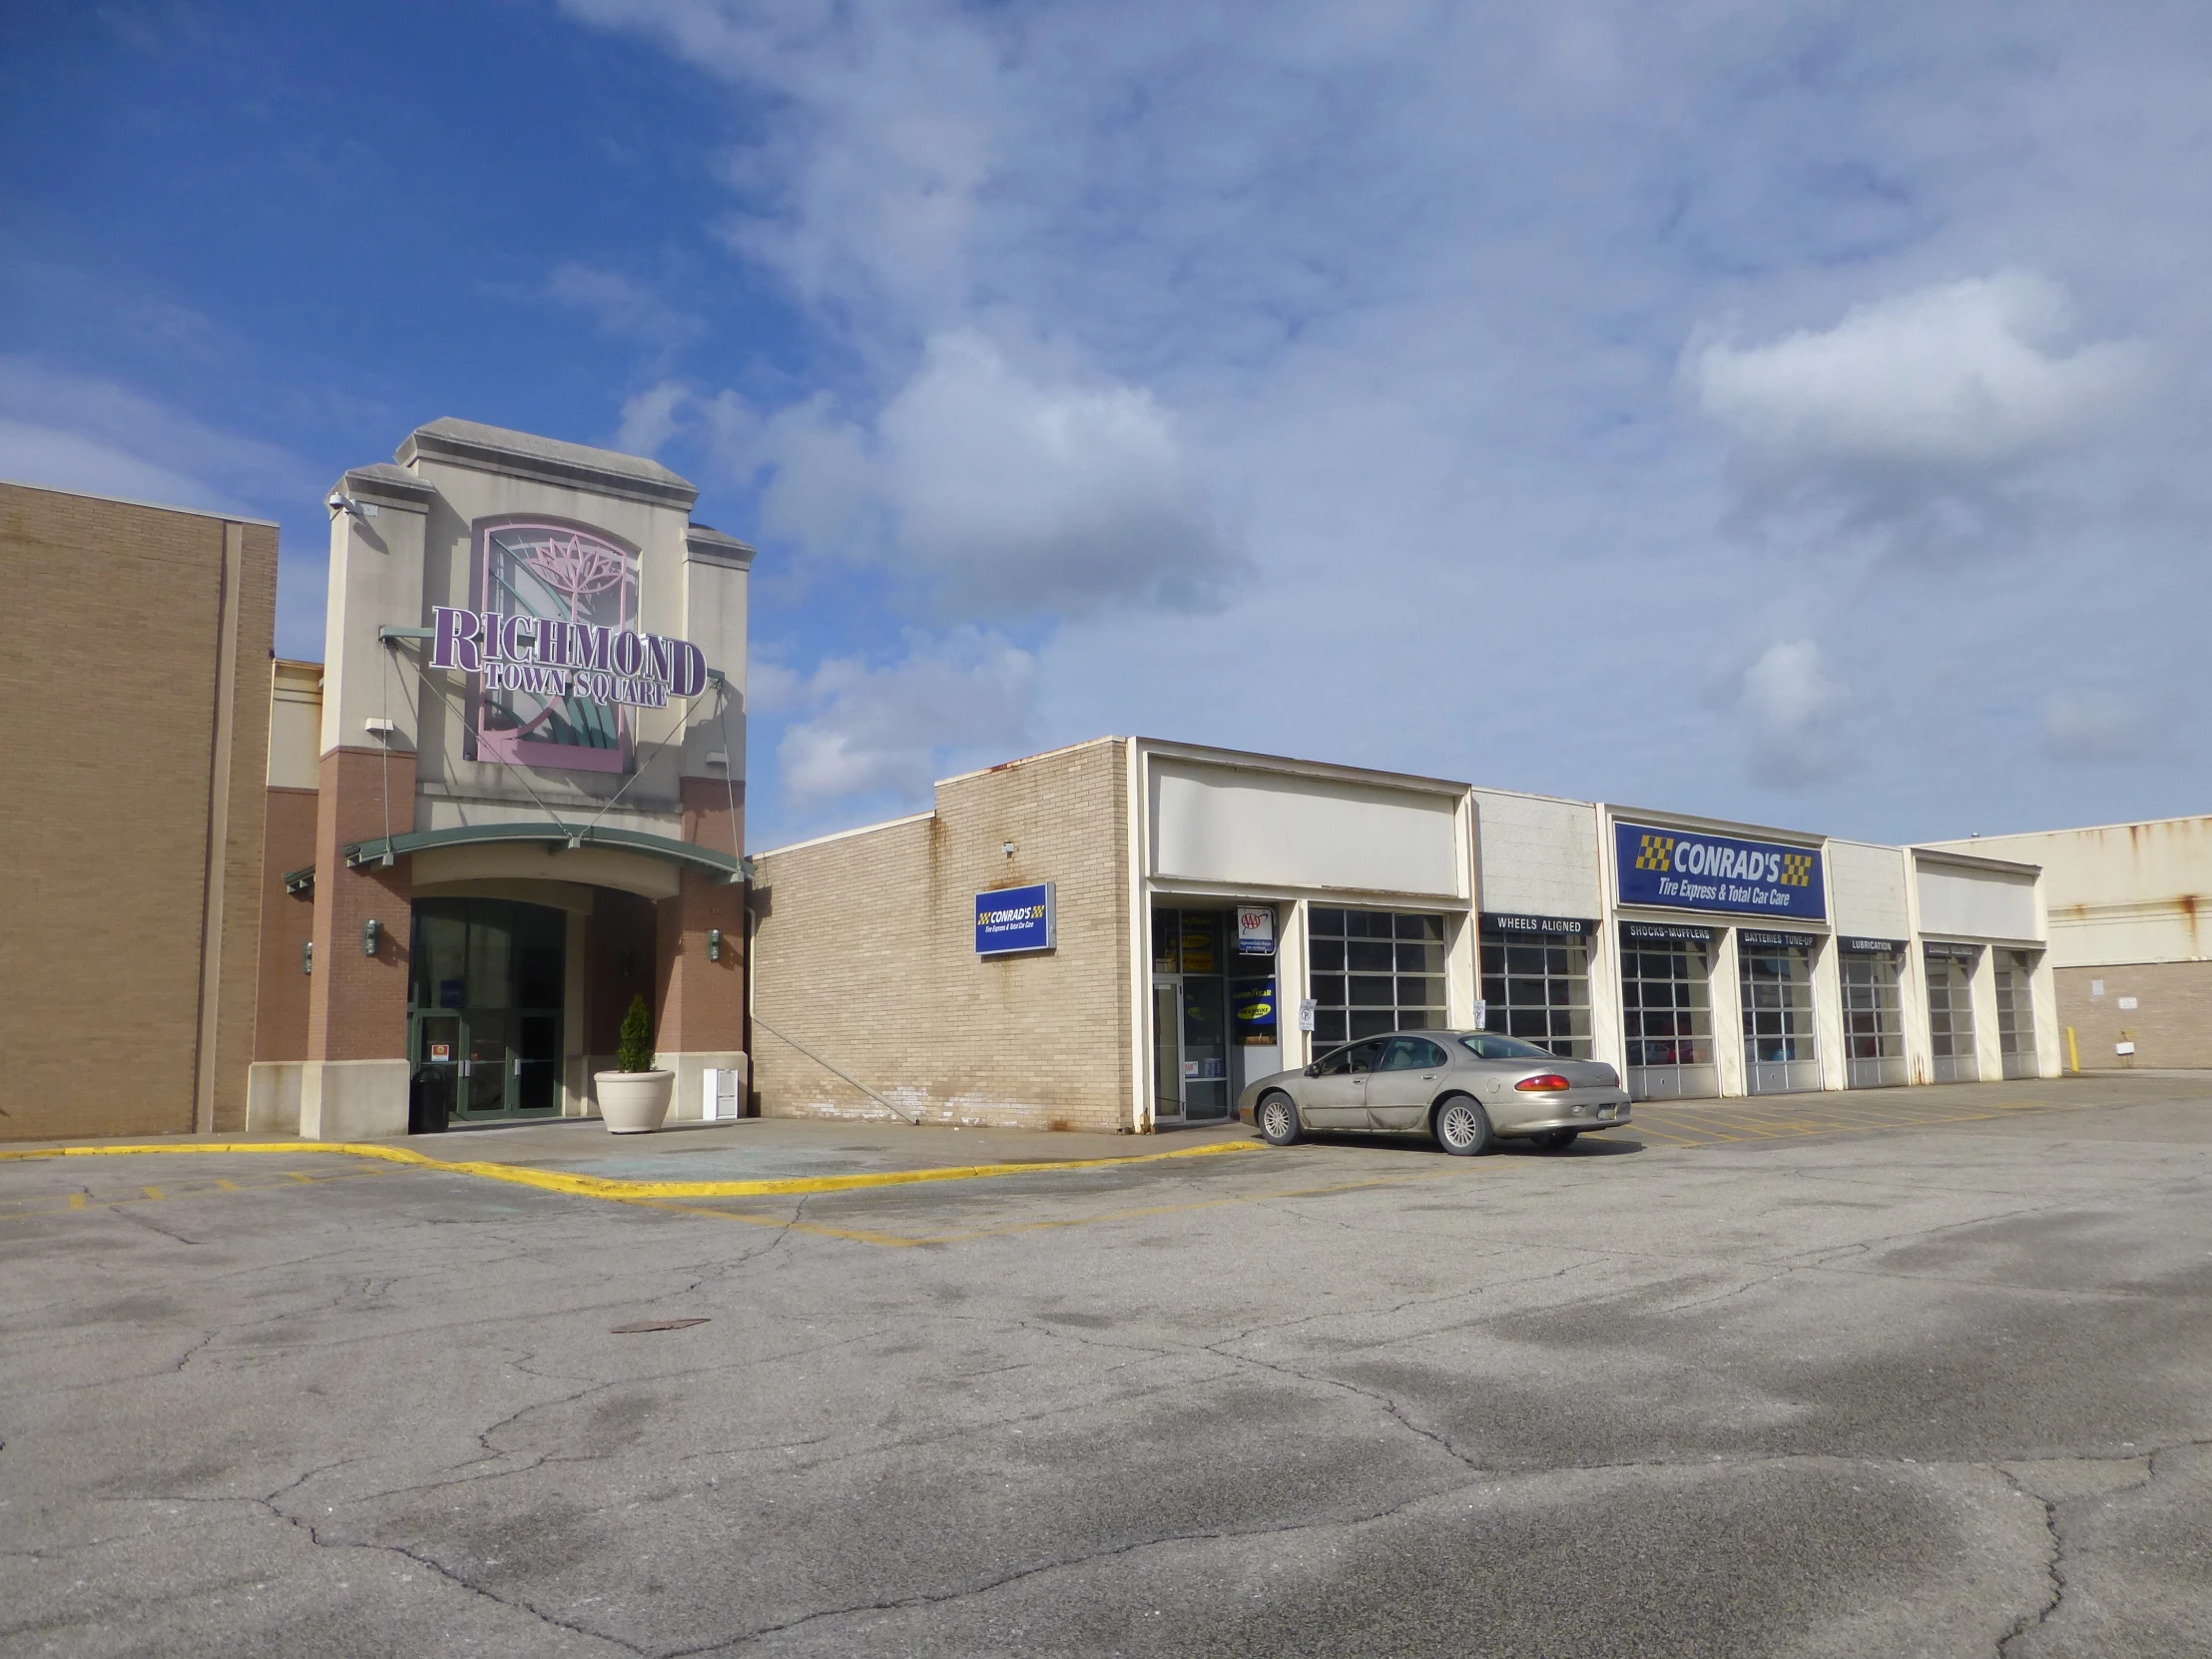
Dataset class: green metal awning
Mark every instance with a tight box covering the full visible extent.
[340,823,752,883]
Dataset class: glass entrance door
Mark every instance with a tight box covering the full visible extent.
[410,898,567,1121]
[1151,908,1234,1122]
[1151,976,1183,1119]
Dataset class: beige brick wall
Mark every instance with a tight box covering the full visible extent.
[2054,962,2212,1070]
[751,738,1133,1131]
[0,484,275,1139]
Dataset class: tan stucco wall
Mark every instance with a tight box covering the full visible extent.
[1924,818,2211,967]
[750,738,1134,1131]
[0,483,275,1139]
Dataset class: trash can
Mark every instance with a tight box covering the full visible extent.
[408,1065,450,1135]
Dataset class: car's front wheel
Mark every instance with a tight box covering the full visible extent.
[1432,1095,1492,1157]
[1256,1090,1304,1146]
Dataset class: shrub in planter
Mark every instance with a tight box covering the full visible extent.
[597,994,674,1133]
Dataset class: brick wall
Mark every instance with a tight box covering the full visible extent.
[751,738,1133,1131]
[0,484,275,1139]
[2054,962,2212,1070]
[304,748,416,1064]
[252,788,320,1063]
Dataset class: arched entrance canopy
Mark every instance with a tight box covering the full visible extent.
[337,822,751,882]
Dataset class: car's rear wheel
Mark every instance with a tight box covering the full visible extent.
[1257,1091,1304,1146]
[1432,1095,1492,1157]
[1534,1128,1579,1151]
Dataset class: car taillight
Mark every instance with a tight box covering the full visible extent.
[1515,1073,1572,1092]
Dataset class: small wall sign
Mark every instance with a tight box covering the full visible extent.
[1236,906,1276,956]
[975,882,1055,955]
[1297,998,1318,1032]
[2116,995,2138,1010]
[428,1043,452,1063]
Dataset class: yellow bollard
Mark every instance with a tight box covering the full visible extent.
[2065,1025,2079,1074]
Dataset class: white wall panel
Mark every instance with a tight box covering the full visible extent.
[1149,761,1462,897]
[1471,790,1601,918]
[1917,861,2040,942]
[1829,840,1911,939]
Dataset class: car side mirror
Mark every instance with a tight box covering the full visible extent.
[1304,1062,1322,1077]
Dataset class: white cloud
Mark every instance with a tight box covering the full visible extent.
[2038,689,2158,767]
[0,357,317,512]
[775,630,1037,806]
[1739,639,1851,789]
[546,264,705,352]
[699,331,1240,617]
[565,1,2212,839]
[875,331,1238,612]
[615,379,693,455]
[1688,272,2147,474]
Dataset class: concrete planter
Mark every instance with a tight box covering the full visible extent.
[596,1069,675,1134]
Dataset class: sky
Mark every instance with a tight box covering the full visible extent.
[3,0,2207,850]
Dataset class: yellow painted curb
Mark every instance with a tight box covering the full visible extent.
[0,1135,1266,1203]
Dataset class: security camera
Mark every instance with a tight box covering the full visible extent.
[325,491,374,519]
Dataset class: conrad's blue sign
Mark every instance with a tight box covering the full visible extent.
[975,882,1055,955]
[1615,822,1825,920]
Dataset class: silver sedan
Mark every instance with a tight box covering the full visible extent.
[1237,1030,1632,1154]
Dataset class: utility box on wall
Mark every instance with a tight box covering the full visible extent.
[703,1066,745,1120]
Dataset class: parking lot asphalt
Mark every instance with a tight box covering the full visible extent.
[3,1074,2208,1657]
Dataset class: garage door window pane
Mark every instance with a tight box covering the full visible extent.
[1478,922,1592,1060]
[1309,908,1455,1039]
[1621,931,1716,1100]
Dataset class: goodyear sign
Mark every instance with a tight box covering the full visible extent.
[1615,822,1825,920]
[975,882,1055,955]
[1233,975,1278,1046]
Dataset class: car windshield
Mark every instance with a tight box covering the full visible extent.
[1457,1033,1559,1061]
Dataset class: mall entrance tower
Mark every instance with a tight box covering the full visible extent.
[247,419,754,1138]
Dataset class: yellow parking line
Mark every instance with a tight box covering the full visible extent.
[68,1192,85,1210]
[0,1135,1266,1204]
[139,1185,163,1201]
[216,1178,241,1191]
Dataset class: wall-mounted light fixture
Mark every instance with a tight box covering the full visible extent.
[302,940,313,975]
[708,927,724,962]
[363,918,380,957]
[1002,840,1015,859]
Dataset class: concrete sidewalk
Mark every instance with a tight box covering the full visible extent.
[382,1112,1258,1184]
[0,1113,1262,1190]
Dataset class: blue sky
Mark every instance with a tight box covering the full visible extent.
[4,1,2207,849]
